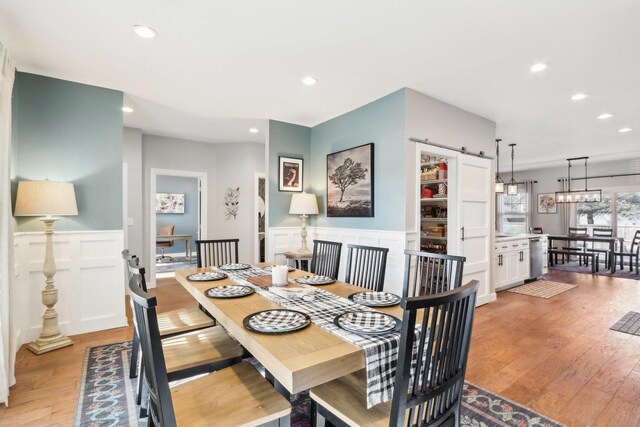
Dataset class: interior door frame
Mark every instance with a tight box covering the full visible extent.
[149,168,208,288]
[254,172,266,263]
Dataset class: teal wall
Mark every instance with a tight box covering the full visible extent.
[268,120,311,226]
[12,72,123,231]
[309,89,406,230]
[156,176,199,254]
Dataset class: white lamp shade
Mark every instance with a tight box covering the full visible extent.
[289,192,318,215]
[14,180,78,216]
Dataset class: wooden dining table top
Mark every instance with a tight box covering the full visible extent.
[175,265,405,394]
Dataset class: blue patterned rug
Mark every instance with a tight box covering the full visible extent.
[75,341,564,427]
[156,256,197,273]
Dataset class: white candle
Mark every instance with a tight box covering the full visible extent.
[272,265,289,286]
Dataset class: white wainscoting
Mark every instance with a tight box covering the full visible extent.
[267,226,408,296]
[13,230,127,345]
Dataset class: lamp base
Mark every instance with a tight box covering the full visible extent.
[27,333,73,355]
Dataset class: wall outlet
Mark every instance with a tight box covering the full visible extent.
[127,218,134,226]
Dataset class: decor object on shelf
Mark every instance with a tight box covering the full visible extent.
[438,161,448,179]
[224,187,239,219]
[495,139,504,193]
[421,187,433,199]
[289,192,319,255]
[155,193,185,213]
[506,143,518,195]
[278,156,303,192]
[555,157,602,203]
[327,143,374,217]
[537,193,557,214]
[14,180,78,354]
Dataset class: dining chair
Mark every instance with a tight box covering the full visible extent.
[344,244,389,292]
[586,228,613,268]
[310,239,342,279]
[156,225,175,262]
[615,230,640,274]
[562,226,588,265]
[129,276,291,427]
[529,227,543,234]
[196,238,240,268]
[403,249,465,298]
[309,279,480,427]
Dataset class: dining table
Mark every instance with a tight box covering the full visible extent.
[175,264,407,401]
[547,234,621,273]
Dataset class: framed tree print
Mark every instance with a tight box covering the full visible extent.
[326,143,374,217]
[279,156,303,192]
[537,193,557,214]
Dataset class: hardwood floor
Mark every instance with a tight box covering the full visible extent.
[1,271,639,426]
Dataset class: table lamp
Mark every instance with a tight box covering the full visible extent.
[14,179,78,354]
[289,192,318,255]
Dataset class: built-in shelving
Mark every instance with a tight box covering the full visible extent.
[421,198,448,202]
[420,179,448,185]
[419,152,449,254]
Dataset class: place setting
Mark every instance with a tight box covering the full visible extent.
[333,310,402,336]
[243,309,311,334]
[186,271,228,281]
[294,275,336,286]
[217,263,252,271]
[348,291,401,307]
[205,285,255,299]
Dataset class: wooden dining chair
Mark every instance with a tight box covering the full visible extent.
[561,226,588,265]
[615,230,640,274]
[129,276,291,427]
[310,240,343,279]
[344,244,389,291]
[586,228,613,267]
[402,249,465,298]
[196,238,240,268]
[310,280,480,427]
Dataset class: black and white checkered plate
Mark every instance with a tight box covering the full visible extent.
[348,291,401,307]
[205,285,255,299]
[334,311,401,335]
[243,309,311,334]
[186,272,228,281]
[262,265,295,272]
[217,263,251,271]
[294,275,336,286]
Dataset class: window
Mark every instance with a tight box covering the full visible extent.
[498,188,529,234]
[576,190,640,247]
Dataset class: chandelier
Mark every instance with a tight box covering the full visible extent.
[555,157,602,203]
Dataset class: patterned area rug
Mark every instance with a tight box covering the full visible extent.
[507,280,577,299]
[76,341,565,427]
[610,311,640,336]
[550,262,639,280]
[155,256,197,273]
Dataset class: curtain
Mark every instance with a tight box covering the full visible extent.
[525,181,534,232]
[0,42,16,405]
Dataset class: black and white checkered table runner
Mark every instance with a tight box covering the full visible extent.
[225,267,425,408]
[248,310,308,332]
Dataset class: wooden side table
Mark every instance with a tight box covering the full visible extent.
[284,251,312,271]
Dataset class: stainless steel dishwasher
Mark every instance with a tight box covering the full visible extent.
[529,237,544,279]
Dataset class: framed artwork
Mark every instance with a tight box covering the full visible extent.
[156,193,185,213]
[279,156,303,192]
[537,193,557,214]
[327,143,374,217]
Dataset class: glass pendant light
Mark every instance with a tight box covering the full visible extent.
[506,143,518,195]
[555,157,602,203]
[495,139,504,193]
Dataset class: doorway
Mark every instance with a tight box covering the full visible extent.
[149,168,208,288]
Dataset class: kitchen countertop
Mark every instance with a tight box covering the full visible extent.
[495,233,548,242]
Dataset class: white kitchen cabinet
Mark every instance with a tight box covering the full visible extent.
[494,238,530,291]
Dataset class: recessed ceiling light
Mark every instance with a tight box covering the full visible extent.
[597,113,613,120]
[302,76,318,86]
[133,25,158,39]
[122,106,134,113]
[618,127,632,133]
[249,128,259,134]
[571,92,589,101]
[530,63,547,73]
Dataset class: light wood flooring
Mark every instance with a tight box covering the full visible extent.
[1,271,639,426]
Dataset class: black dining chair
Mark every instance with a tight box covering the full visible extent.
[615,230,640,274]
[344,244,389,291]
[196,238,240,268]
[529,227,543,234]
[586,228,613,268]
[128,275,291,427]
[562,227,588,265]
[403,250,466,297]
[310,240,342,279]
[310,279,480,427]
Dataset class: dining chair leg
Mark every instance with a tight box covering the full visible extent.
[310,400,318,427]
[130,331,139,379]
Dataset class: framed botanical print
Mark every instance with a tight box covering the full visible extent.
[279,156,303,192]
[537,193,557,214]
[326,143,374,217]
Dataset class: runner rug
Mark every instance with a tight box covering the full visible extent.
[507,280,577,299]
[75,341,565,427]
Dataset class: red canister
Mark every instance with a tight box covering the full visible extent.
[421,187,434,199]
[438,162,448,180]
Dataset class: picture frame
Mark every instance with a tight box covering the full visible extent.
[156,193,185,213]
[537,193,557,214]
[326,143,374,217]
[279,156,303,192]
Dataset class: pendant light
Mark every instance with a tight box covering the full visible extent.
[495,139,504,193]
[555,157,602,203]
[506,143,518,195]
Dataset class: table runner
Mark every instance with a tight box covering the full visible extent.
[222,267,423,408]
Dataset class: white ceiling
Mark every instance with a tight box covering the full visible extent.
[1,0,638,169]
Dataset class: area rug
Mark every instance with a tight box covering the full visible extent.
[506,280,577,299]
[155,256,197,273]
[550,262,639,280]
[76,341,565,427]
[610,311,640,336]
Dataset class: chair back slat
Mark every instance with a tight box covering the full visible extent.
[344,244,389,291]
[310,240,342,279]
[569,227,588,235]
[390,280,479,427]
[592,228,613,237]
[529,227,543,234]
[196,239,240,268]
[128,271,177,427]
[403,250,465,298]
